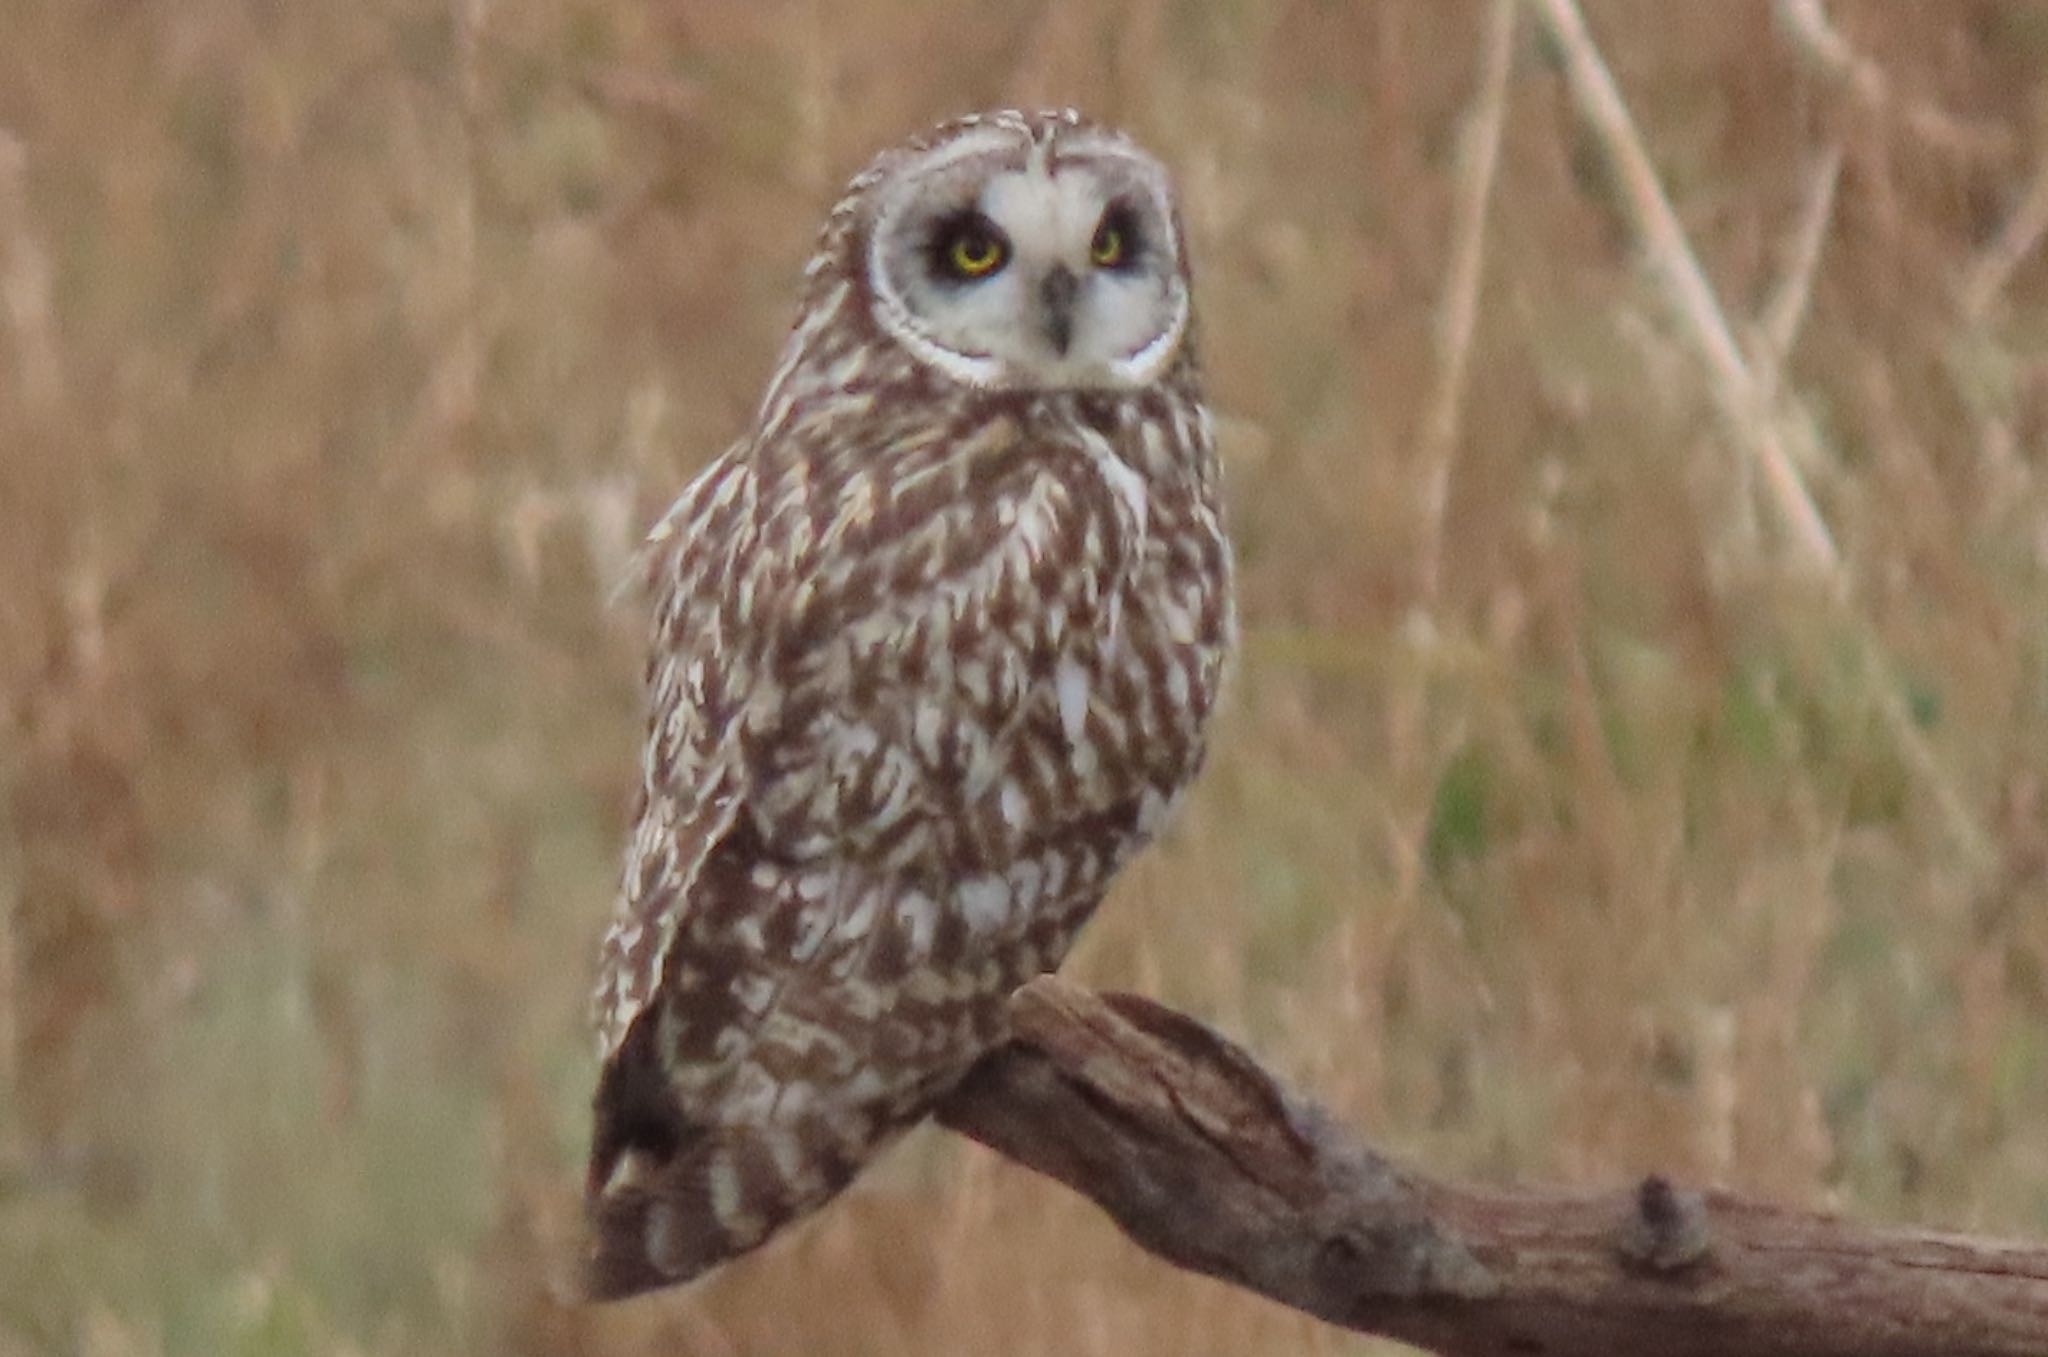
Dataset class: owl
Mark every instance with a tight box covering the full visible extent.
[585,108,1234,1299]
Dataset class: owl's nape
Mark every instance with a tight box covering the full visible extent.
[586,108,1234,1298]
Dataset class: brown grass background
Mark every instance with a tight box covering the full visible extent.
[3,1,2048,1353]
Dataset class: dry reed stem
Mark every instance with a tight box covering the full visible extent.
[1525,0,1993,870]
[1413,0,1516,608]
[1960,155,2048,322]
[1773,0,2016,166]
[0,129,63,413]
[1527,0,1839,574]
[450,0,487,443]
[1733,144,1843,563]
[1753,145,1844,393]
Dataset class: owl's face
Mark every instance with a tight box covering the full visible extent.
[861,117,1190,391]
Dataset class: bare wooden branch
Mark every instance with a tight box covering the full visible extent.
[939,977,2048,1357]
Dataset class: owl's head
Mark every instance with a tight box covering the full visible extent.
[846,110,1191,391]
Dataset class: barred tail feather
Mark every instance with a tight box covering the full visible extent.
[583,1016,881,1300]
[585,1157,729,1299]
[584,1121,880,1301]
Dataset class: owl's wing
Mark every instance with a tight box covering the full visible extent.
[598,412,1141,1046]
[585,413,1142,1296]
[590,444,758,1060]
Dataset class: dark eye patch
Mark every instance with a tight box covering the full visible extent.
[927,208,1011,283]
[1091,201,1145,271]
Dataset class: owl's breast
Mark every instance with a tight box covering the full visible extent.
[999,486,1232,837]
[740,411,1231,886]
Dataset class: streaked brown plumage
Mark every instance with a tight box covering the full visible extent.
[586,108,1233,1298]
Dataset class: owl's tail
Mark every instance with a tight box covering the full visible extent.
[584,1138,769,1300]
[581,1016,882,1300]
[582,1017,747,1299]
[584,1151,728,1300]
[584,1123,884,1301]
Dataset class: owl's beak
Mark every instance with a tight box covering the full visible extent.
[1039,266,1078,356]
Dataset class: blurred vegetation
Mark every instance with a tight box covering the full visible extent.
[3,1,2048,1353]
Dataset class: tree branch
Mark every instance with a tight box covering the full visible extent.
[937,977,2048,1357]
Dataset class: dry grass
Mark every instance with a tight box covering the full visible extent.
[3,1,2047,1353]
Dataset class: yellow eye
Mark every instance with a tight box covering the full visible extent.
[947,229,1006,278]
[1090,224,1125,268]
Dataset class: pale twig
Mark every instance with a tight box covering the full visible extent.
[578,69,709,129]
[1773,0,2015,165]
[1959,156,2048,322]
[442,0,487,445]
[1739,144,1845,555]
[1528,0,1840,574]
[1724,145,1842,565]
[0,129,63,412]
[1524,0,1993,869]
[1752,144,1844,394]
[789,0,834,195]
[1414,0,1517,609]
